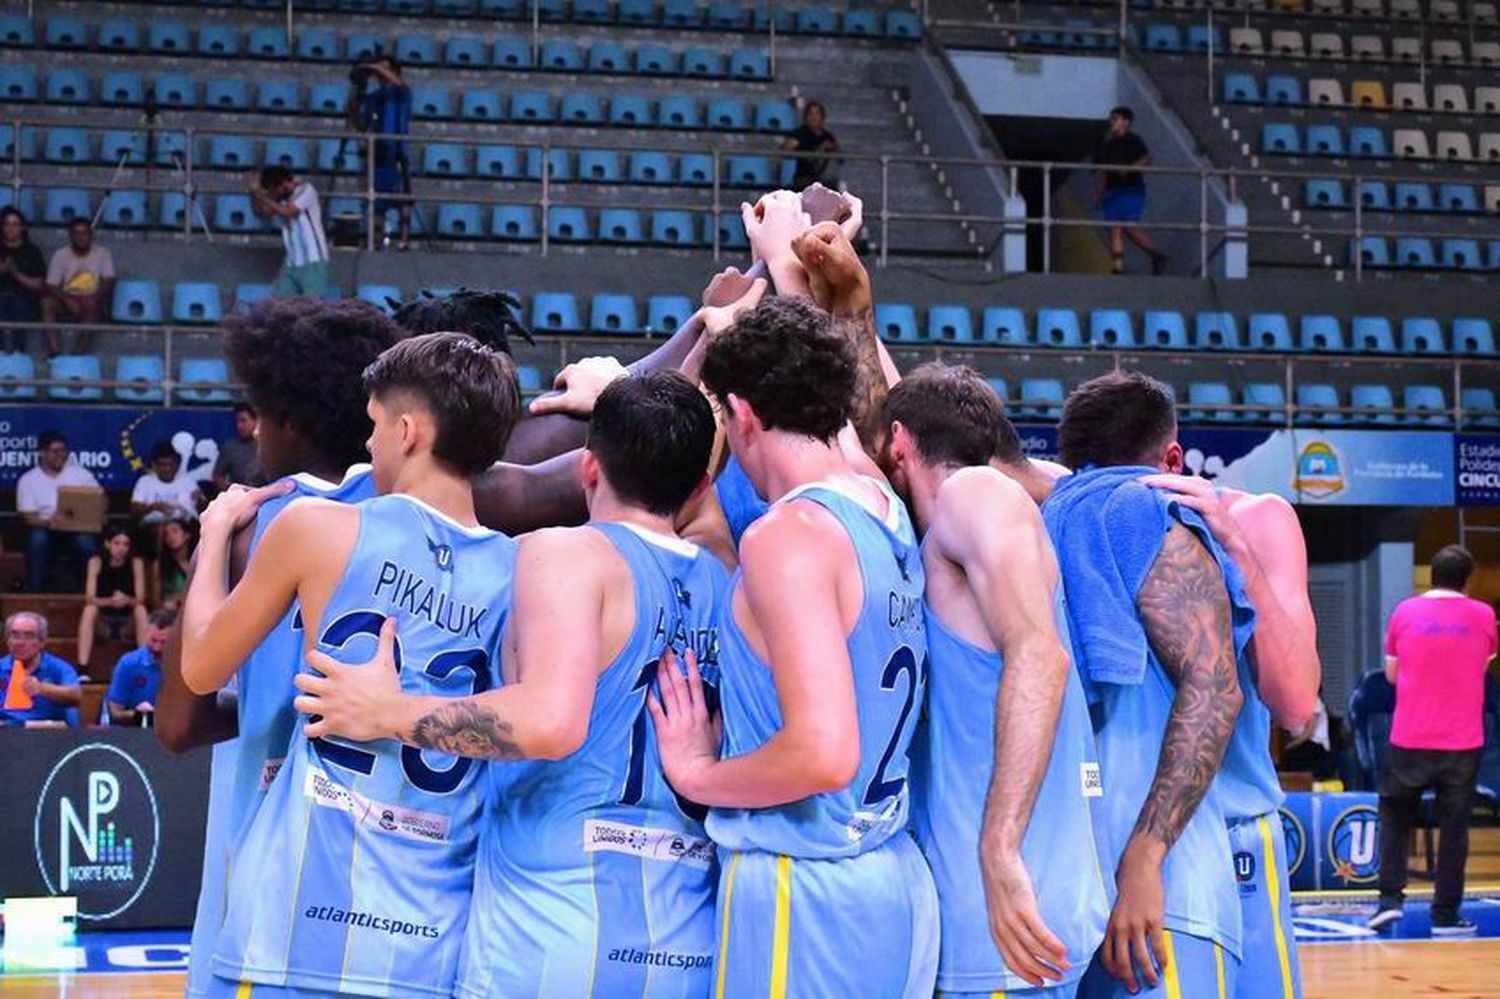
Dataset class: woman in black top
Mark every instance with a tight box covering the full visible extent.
[782,102,841,192]
[0,207,47,353]
[78,525,149,671]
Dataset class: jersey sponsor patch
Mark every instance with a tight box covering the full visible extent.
[1081,762,1103,798]
[257,758,284,792]
[303,768,451,843]
[582,819,714,868]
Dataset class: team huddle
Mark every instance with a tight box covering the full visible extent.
[158,186,1321,999]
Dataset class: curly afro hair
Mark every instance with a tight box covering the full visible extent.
[388,289,534,353]
[223,296,403,471]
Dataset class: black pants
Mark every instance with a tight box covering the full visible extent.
[1376,745,1480,920]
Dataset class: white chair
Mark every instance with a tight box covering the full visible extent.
[1392,82,1428,108]
[1484,185,1500,212]
[1475,2,1497,23]
[1272,29,1306,54]
[1309,32,1345,56]
[1351,35,1385,58]
[1390,0,1421,16]
[1230,26,1265,52]
[1478,132,1500,160]
[1475,85,1500,113]
[1309,78,1346,104]
[1431,0,1461,17]
[1472,41,1500,65]
[1430,38,1464,63]
[1353,0,1385,13]
[1436,130,1474,159]
[1433,84,1469,112]
[1393,128,1432,157]
[1312,0,1345,11]
[1391,35,1422,60]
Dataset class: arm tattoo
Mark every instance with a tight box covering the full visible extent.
[409,700,524,760]
[1132,523,1243,849]
[830,308,886,451]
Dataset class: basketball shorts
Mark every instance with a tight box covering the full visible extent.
[942,982,1079,998]
[1077,930,1238,999]
[204,979,343,999]
[712,834,939,998]
[1229,812,1302,999]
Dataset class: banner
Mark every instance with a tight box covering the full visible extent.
[1280,791,1380,891]
[1455,434,1500,507]
[0,728,209,929]
[0,407,233,490]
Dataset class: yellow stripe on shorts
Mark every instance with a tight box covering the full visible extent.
[1162,930,1183,999]
[715,852,744,999]
[1214,942,1227,999]
[1259,814,1296,998]
[235,983,253,999]
[769,855,793,999]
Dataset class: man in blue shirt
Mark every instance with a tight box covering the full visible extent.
[1,611,80,726]
[352,55,412,250]
[107,609,174,726]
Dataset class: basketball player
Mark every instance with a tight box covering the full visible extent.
[178,332,519,997]
[880,363,1108,998]
[289,372,733,997]
[1044,371,1253,999]
[651,298,939,998]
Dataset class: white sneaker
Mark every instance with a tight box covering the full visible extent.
[1366,905,1403,930]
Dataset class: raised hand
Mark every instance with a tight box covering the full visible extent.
[199,480,294,540]
[742,192,813,298]
[527,356,630,418]
[791,221,870,315]
[702,265,762,308]
[799,184,864,243]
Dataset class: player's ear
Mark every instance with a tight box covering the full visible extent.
[397,411,421,458]
[579,450,601,494]
[725,393,756,434]
[1161,440,1185,474]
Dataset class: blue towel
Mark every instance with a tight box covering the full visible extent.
[715,453,770,546]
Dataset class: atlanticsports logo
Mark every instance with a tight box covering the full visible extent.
[1293,441,1344,500]
[33,743,161,920]
[1280,807,1307,879]
[1328,805,1380,884]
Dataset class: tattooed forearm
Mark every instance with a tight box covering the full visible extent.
[831,308,887,452]
[1131,522,1243,849]
[409,700,525,760]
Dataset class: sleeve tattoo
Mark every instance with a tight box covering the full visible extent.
[1132,523,1243,849]
[409,700,524,760]
[830,308,886,451]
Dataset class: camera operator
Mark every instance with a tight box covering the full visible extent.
[348,54,412,251]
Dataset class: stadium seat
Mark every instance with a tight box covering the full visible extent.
[209,135,256,169]
[178,358,232,404]
[1357,181,1391,210]
[1262,124,1300,154]
[151,73,196,109]
[44,69,87,104]
[980,308,1028,346]
[728,156,774,187]
[0,352,36,400]
[1300,315,1346,352]
[1394,182,1434,212]
[172,283,223,324]
[460,89,504,121]
[492,36,532,68]
[514,363,543,391]
[886,9,921,37]
[1194,312,1242,350]
[658,96,702,128]
[411,85,454,119]
[1266,75,1302,104]
[708,99,749,130]
[146,20,190,54]
[1306,125,1344,156]
[1243,382,1287,423]
[436,203,484,238]
[265,137,311,171]
[1439,184,1480,213]
[297,27,340,61]
[683,48,726,77]
[115,355,165,403]
[796,7,838,32]
[1350,384,1398,424]
[927,306,975,343]
[730,50,771,79]
[44,127,90,164]
[198,24,240,56]
[578,149,623,182]
[1186,382,1236,422]
[356,285,402,314]
[0,67,37,102]
[0,13,35,46]
[214,194,260,233]
[1352,237,1392,268]
[589,41,629,73]
[1350,127,1386,158]
[490,204,539,240]
[629,151,673,184]
[1396,237,1437,268]
[526,147,572,181]
[233,284,272,312]
[1146,24,1183,50]
[205,79,251,111]
[1351,80,1387,107]
[1084,310,1134,349]
[1351,316,1397,353]
[647,295,694,334]
[678,153,714,185]
[445,35,487,67]
[1400,318,1446,354]
[1454,318,1495,354]
[1247,313,1294,352]
[618,0,658,23]
[309,83,348,115]
[49,355,103,402]
[423,143,469,177]
[112,280,164,324]
[1296,383,1345,424]
[709,1,748,28]
[1035,309,1083,348]
[1405,385,1451,425]
[475,145,523,179]
[1141,311,1189,349]
[1017,379,1066,420]
[598,209,646,243]
[158,193,187,230]
[548,207,591,242]
[651,210,698,246]
[317,138,359,175]
[45,17,88,49]
[1461,388,1500,428]
[247,27,290,59]
[752,101,796,135]
[510,91,554,122]
[717,213,748,250]
[875,304,921,343]
[560,94,606,124]
[540,40,585,71]
[258,80,300,114]
[589,294,640,334]
[100,190,149,229]
[610,95,652,126]
[574,0,613,22]
[1305,179,1346,208]
[1223,73,1260,103]
[42,188,90,225]
[102,131,147,166]
[636,44,677,74]
[1393,82,1427,110]
[531,293,581,332]
[1442,239,1483,270]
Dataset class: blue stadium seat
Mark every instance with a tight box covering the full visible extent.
[445,35,487,67]
[1243,382,1287,423]
[574,0,613,22]
[172,283,223,324]
[115,356,165,403]
[1187,25,1222,52]
[97,19,140,52]
[178,358,232,404]
[589,41,629,73]
[101,190,149,229]
[599,209,646,243]
[678,153,714,185]
[751,3,796,31]
[982,307,1029,346]
[1396,237,1437,268]
[1394,182,1434,212]
[356,285,402,314]
[1141,311,1189,349]
[1300,314,1346,351]
[101,131,147,166]
[1462,388,1500,428]
[42,188,90,225]
[728,156,774,187]
[526,147,572,181]
[147,20,190,54]
[875,304,921,343]
[151,73,196,109]
[1194,312,1242,350]
[629,151,673,184]
[205,79,251,111]
[659,96,703,128]
[395,34,437,65]
[1455,318,1495,354]
[317,138,359,174]
[651,210,698,246]
[1349,127,1386,158]
[258,80,300,113]
[198,24,240,57]
[716,213,748,249]
[663,0,702,25]
[112,280,164,324]
[639,45,678,74]
[246,27,290,59]
[460,88,504,121]
[1144,24,1183,51]
[886,9,921,38]
[0,67,37,102]
[44,69,87,104]
[709,1,749,28]
[436,0,479,13]
[1017,379,1066,420]
[214,194,259,233]
[297,27,340,61]
[1352,237,1391,268]
[1186,382,1236,422]
[49,355,103,402]
[1296,383,1345,424]
[1247,313,1294,351]
[928,306,975,343]
[411,85,454,119]
[647,295,694,334]
[731,50,771,79]
[423,142,469,176]
[619,0,658,23]
[1035,308,1083,348]
[1304,179,1346,208]
[708,99,749,130]
[45,17,88,49]
[1400,318,1446,355]
[1223,72,1260,103]
[561,94,606,124]
[100,71,144,107]
[1085,309,1135,348]
[611,95,652,126]
[1262,124,1301,154]
[754,100,796,133]
[1351,383,1398,424]
[44,128,90,165]
[1355,181,1391,211]
[1489,241,1500,271]
[683,48,726,77]
[0,13,35,46]
[541,40,585,71]
[986,378,1009,404]
[510,91,554,122]
[1266,75,1302,104]
[233,283,272,312]
[531,293,581,331]
[796,6,838,33]
[548,206,591,242]
[265,137,310,171]
[1405,385,1451,425]
[1439,184,1480,212]
[158,193,187,230]
[0,352,36,400]
[578,149,623,182]
[436,203,484,238]
[844,10,880,36]
[1306,125,1344,156]
[536,0,568,21]
[0,124,36,163]
[1351,316,1397,352]
[590,294,640,334]
[1442,239,1483,270]
[492,36,532,68]
[515,365,544,394]
[209,135,256,169]
[309,83,349,115]
[343,32,382,61]
[475,145,523,178]
[490,204,539,240]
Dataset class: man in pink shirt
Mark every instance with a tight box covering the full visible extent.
[1370,544,1496,936]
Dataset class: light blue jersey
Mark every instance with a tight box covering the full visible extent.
[708,479,939,998]
[211,494,514,997]
[914,585,1109,995]
[714,454,769,546]
[456,522,731,998]
[187,467,374,998]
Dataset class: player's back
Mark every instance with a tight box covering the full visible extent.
[186,466,373,998]
[458,521,729,998]
[212,493,515,998]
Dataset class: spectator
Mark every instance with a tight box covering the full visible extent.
[106,609,174,726]
[0,611,81,726]
[0,207,47,353]
[1369,545,1496,936]
[1092,106,1168,276]
[41,218,115,355]
[131,441,202,526]
[1280,691,1341,781]
[246,166,330,297]
[153,516,197,611]
[782,101,841,192]
[213,402,265,492]
[77,525,149,674]
[17,430,102,592]
[352,55,412,250]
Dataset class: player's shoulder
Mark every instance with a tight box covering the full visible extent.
[520,524,616,562]
[938,464,1031,516]
[740,497,848,569]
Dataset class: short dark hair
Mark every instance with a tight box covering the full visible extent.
[805,100,826,117]
[1110,105,1134,122]
[67,217,91,231]
[259,165,294,190]
[390,289,534,355]
[994,414,1024,466]
[224,297,403,472]
[149,441,179,463]
[1431,544,1475,590]
[232,401,256,418]
[362,331,520,477]
[882,362,1004,468]
[38,430,66,451]
[586,372,715,517]
[700,297,855,443]
[150,608,177,630]
[1,206,28,231]
[1058,370,1177,470]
